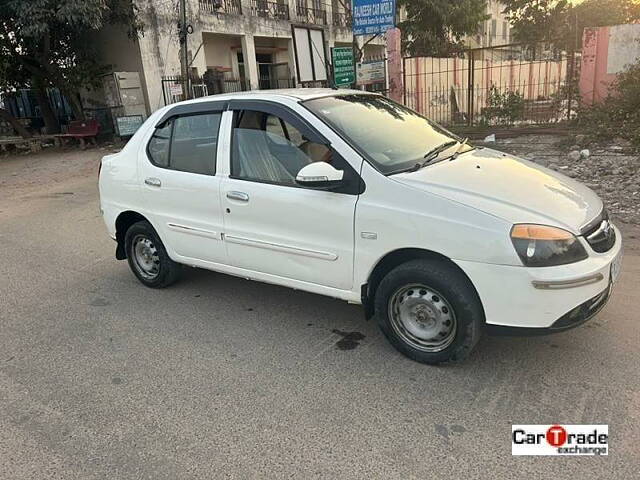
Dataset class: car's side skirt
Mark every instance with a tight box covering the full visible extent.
[171,252,362,304]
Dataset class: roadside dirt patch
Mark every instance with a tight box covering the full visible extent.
[0,145,119,203]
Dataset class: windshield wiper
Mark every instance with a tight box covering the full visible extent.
[385,139,463,176]
[447,137,469,161]
[422,140,459,164]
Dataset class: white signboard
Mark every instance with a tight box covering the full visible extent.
[309,29,327,82]
[169,83,183,96]
[292,26,328,83]
[357,60,386,85]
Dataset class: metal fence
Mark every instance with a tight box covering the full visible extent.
[403,43,580,127]
[258,76,295,89]
[161,74,249,105]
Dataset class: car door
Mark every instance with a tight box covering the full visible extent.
[139,105,227,264]
[220,101,361,291]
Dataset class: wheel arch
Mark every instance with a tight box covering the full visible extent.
[362,248,484,320]
[115,211,150,260]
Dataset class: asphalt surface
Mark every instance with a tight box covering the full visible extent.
[1,148,639,479]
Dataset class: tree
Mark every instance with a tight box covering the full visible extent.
[0,0,142,135]
[503,0,640,51]
[397,0,490,56]
[501,0,569,46]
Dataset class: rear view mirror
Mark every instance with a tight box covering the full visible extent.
[295,162,344,189]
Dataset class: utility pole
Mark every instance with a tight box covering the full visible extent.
[179,0,190,100]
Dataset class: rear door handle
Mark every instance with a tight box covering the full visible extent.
[145,177,161,187]
[226,191,249,202]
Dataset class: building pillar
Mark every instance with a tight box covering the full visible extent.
[287,38,298,86]
[386,27,403,103]
[190,31,207,76]
[241,33,259,90]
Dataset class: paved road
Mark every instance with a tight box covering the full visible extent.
[1,150,639,479]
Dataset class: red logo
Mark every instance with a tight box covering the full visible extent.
[546,425,568,447]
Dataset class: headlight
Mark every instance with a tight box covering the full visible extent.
[510,224,588,267]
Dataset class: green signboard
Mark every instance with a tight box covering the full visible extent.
[331,47,355,87]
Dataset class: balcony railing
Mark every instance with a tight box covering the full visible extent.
[332,10,351,28]
[251,0,290,20]
[199,0,243,15]
[296,2,327,25]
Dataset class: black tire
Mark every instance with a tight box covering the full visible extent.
[124,220,181,288]
[374,259,483,364]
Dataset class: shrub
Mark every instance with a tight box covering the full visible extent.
[482,85,525,125]
[576,59,640,148]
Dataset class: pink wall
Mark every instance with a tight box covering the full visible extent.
[579,24,640,105]
[579,27,615,105]
[386,28,403,103]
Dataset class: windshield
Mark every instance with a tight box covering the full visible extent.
[304,94,461,175]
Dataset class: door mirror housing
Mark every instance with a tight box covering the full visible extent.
[295,162,344,189]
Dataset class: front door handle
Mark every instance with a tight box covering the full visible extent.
[145,177,161,187]
[226,191,249,202]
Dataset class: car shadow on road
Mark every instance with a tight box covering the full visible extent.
[153,266,606,372]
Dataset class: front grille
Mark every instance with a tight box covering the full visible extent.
[581,209,616,253]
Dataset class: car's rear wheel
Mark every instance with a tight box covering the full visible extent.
[124,220,181,288]
[375,259,483,364]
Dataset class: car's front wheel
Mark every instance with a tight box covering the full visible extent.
[374,259,483,364]
[124,220,181,288]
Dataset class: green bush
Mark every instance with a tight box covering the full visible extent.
[482,85,526,125]
[576,59,640,148]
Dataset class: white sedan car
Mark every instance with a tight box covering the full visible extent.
[99,89,623,364]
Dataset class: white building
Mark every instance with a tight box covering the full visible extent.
[468,0,512,49]
[95,0,384,115]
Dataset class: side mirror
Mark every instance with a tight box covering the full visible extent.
[295,162,344,189]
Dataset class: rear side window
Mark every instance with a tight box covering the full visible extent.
[148,122,171,167]
[147,112,221,175]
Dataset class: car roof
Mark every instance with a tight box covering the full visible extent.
[177,88,377,106]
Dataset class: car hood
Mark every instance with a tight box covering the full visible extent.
[392,148,602,233]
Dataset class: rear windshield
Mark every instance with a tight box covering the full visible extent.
[304,94,459,175]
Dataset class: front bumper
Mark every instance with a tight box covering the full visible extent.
[485,284,611,335]
[454,226,622,330]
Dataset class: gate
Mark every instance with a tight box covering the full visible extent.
[403,43,579,127]
[161,73,250,106]
[258,62,295,90]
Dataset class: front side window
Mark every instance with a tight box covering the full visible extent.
[304,94,464,175]
[265,114,305,147]
[147,112,221,175]
[231,110,332,186]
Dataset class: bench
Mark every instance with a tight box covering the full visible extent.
[54,119,100,149]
